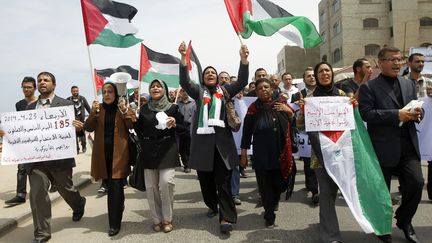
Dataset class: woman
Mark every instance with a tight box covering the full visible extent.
[135,79,184,233]
[297,62,354,243]
[84,82,136,236]
[178,42,249,233]
[240,78,294,228]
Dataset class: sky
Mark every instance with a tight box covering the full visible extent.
[0,0,320,113]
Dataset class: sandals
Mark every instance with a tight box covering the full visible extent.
[162,222,173,233]
[152,223,161,232]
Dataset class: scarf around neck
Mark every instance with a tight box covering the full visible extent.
[197,85,225,134]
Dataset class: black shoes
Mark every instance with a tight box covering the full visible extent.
[206,209,218,218]
[376,234,392,243]
[311,193,320,205]
[108,227,120,236]
[5,196,25,206]
[219,222,233,234]
[82,147,87,153]
[72,197,86,222]
[396,222,420,243]
[183,167,191,173]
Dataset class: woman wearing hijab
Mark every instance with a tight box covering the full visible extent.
[178,42,249,234]
[84,82,136,236]
[297,62,356,243]
[240,78,294,228]
[135,79,184,233]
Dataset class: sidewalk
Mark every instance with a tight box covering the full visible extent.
[0,151,93,236]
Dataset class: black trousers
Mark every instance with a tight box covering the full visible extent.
[303,157,318,194]
[380,137,424,225]
[178,132,191,168]
[427,161,432,199]
[197,150,237,223]
[107,178,125,229]
[76,130,86,151]
[16,164,27,197]
[255,169,286,224]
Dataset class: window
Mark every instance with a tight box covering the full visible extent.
[333,48,342,63]
[363,18,379,28]
[389,1,392,11]
[333,21,341,36]
[332,0,341,13]
[420,17,432,27]
[321,31,327,42]
[365,44,380,56]
[420,42,432,47]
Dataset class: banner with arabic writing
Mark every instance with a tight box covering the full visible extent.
[304,97,355,132]
[0,106,77,165]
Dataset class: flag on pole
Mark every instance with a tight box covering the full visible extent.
[186,41,203,84]
[95,65,140,93]
[94,69,106,95]
[314,108,392,235]
[224,0,322,48]
[81,0,142,48]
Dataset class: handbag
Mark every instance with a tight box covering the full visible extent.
[127,129,140,166]
[221,86,241,132]
[128,159,146,191]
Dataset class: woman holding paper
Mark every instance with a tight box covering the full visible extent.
[84,82,136,236]
[296,62,352,243]
[135,79,184,233]
[178,42,249,234]
[239,77,294,228]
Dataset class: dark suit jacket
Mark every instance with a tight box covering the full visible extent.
[24,95,76,173]
[358,74,421,167]
[290,89,308,103]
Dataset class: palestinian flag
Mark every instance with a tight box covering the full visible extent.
[186,41,203,84]
[81,0,142,48]
[94,69,106,95]
[95,65,140,92]
[224,0,322,48]
[312,108,392,235]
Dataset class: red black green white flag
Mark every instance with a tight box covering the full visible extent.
[81,0,142,48]
[224,0,322,48]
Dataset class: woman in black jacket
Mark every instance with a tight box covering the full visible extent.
[135,79,184,233]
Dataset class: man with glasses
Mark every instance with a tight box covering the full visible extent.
[359,47,424,243]
[4,77,38,206]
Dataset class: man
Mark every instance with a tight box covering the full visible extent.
[5,77,38,206]
[269,74,282,99]
[1,72,87,243]
[176,88,196,173]
[67,86,91,154]
[290,67,319,204]
[359,47,424,243]
[340,58,372,97]
[280,72,298,102]
[245,68,267,97]
[218,71,231,86]
[406,53,432,201]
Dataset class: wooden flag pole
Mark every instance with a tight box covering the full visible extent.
[237,34,244,46]
[86,45,98,99]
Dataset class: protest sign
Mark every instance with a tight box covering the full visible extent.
[1,106,77,165]
[232,97,255,155]
[416,97,432,160]
[304,96,355,132]
[293,132,311,158]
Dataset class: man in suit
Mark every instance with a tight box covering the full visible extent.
[358,47,423,243]
[15,72,86,243]
[290,67,319,204]
[5,77,38,206]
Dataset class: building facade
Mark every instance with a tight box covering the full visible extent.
[276,45,320,78]
[318,0,432,67]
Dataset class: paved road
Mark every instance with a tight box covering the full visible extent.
[1,157,432,242]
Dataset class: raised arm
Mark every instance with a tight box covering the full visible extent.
[178,41,200,100]
[225,45,249,98]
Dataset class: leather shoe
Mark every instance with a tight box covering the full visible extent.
[5,196,25,206]
[72,197,86,222]
[108,227,120,236]
[219,222,233,234]
[376,234,392,243]
[396,222,420,243]
[206,209,217,218]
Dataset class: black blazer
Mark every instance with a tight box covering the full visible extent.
[24,95,76,173]
[358,75,421,167]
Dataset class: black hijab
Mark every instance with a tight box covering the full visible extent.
[312,61,340,97]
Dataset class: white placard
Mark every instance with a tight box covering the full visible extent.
[232,97,255,155]
[416,97,432,160]
[304,96,355,132]
[0,106,77,165]
[295,132,312,158]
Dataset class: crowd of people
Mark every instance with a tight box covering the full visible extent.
[1,45,431,243]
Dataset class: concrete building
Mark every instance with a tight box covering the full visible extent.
[276,45,320,78]
[318,0,432,68]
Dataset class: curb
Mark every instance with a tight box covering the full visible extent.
[0,177,92,237]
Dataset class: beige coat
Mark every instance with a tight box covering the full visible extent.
[84,106,136,180]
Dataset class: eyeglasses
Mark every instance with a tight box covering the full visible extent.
[381,58,403,63]
[22,86,34,90]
